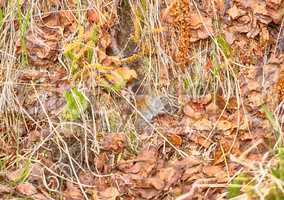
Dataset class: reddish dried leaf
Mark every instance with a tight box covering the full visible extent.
[168,133,183,146]
[87,9,100,24]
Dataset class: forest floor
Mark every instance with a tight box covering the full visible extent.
[1,0,284,199]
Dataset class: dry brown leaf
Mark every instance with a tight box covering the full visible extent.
[182,165,202,181]
[6,169,21,182]
[94,153,109,173]
[190,134,211,148]
[146,177,164,190]
[216,120,232,131]
[268,0,282,5]
[183,103,203,120]
[31,193,50,200]
[194,17,214,41]
[101,133,127,153]
[118,149,157,176]
[29,163,44,182]
[16,25,62,67]
[63,182,84,200]
[202,165,224,177]
[79,171,96,186]
[0,0,6,8]
[97,187,119,200]
[189,13,203,29]
[157,167,181,190]
[16,183,37,196]
[193,118,212,131]
[214,0,225,13]
[0,184,12,194]
[247,80,261,91]
[137,188,160,199]
[227,5,246,19]
[224,31,236,45]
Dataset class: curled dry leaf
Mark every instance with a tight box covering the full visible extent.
[157,167,182,190]
[101,132,127,153]
[16,24,62,67]
[183,103,203,120]
[227,5,246,19]
[118,149,157,176]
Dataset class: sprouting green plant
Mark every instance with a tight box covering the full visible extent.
[210,35,231,77]
[0,8,4,28]
[266,186,284,200]
[215,35,232,58]
[183,78,190,90]
[227,173,249,199]
[0,156,8,171]
[63,87,89,120]
[272,148,284,180]
[17,0,31,65]
[87,25,100,63]
[128,131,138,153]
[210,46,221,78]
[12,160,31,186]
[261,105,282,144]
